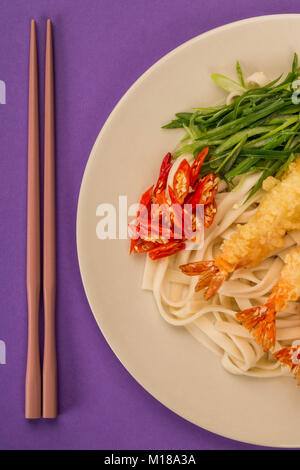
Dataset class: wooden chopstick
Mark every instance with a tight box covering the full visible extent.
[26,19,42,419]
[26,19,57,419]
[43,19,57,419]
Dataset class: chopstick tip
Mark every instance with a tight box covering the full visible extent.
[30,20,37,39]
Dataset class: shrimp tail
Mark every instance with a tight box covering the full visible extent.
[179,261,227,299]
[236,302,276,352]
[274,347,300,385]
[274,347,293,365]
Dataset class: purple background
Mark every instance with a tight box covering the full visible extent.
[0,0,298,450]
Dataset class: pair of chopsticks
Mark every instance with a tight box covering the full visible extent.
[26,19,57,419]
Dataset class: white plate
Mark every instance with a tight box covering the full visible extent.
[77,15,300,447]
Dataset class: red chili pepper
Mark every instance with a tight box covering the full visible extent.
[190,147,209,187]
[187,173,218,207]
[129,185,154,252]
[168,185,177,204]
[149,189,169,239]
[167,185,185,239]
[139,185,154,207]
[188,212,204,244]
[133,240,160,253]
[200,174,218,205]
[153,152,172,197]
[129,238,137,254]
[204,198,217,228]
[173,159,191,204]
[148,240,186,260]
[154,188,170,206]
[130,152,217,259]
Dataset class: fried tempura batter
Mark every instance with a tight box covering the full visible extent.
[180,158,300,299]
[237,246,300,351]
[274,342,300,385]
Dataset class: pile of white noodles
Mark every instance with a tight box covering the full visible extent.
[142,173,300,378]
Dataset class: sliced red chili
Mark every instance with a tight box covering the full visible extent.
[190,147,209,187]
[200,174,218,205]
[129,238,137,254]
[129,185,154,252]
[173,159,191,204]
[138,215,155,240]
[167,185,177,204]
[204,199,217,228]
[166,185,187,240]
[153,152,172,197]
[150,189,170,239]
[154,188,170,206]
[187,173,218,206]
[148,240,186,260]
[133,240,160,253]
[189,212,204,243]
[139,185,154,207]
[130,152,217,259]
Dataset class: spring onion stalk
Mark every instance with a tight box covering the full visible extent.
[211,73,246,94]
[236,61,245,88]
[162,53,300,199]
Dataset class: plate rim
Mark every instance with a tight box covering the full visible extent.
[76,13,300,448]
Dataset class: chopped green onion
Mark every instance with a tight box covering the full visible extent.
[162,54,300,195]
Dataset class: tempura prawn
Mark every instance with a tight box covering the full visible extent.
[236,246,300,351]
[274,342,300,384]
[180,159,300,299]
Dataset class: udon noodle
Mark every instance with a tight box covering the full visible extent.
[142,173,300,378]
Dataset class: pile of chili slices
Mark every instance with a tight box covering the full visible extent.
[129,147,218,260]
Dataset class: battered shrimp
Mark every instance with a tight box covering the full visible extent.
[180,159,300,299]
[237,247,300,351]
[274,342,300,385]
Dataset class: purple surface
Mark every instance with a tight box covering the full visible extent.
[0,0,298,450]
